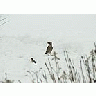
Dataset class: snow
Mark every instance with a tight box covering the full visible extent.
[0,14,96,83]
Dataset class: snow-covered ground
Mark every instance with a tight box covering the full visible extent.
[0,14,96,83]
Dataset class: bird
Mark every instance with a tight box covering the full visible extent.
[45,42,53,55]
[31,58,36,63]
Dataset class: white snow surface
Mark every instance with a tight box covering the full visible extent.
[0,14,96,82]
